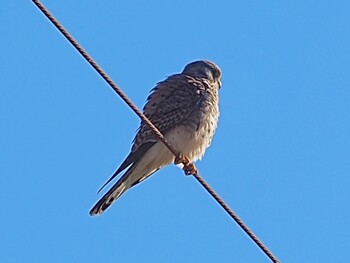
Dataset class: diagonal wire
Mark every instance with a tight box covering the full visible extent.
[32,1,280,262]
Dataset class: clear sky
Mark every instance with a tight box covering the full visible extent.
[1,1,349,262]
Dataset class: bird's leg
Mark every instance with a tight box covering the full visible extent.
[174,154,198,176]
[174,153,189,165]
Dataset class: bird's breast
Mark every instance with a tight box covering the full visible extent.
[165,93,219,162]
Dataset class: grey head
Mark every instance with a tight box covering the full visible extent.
[182,60,222,88]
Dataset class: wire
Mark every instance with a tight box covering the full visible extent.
[32,1,280,262]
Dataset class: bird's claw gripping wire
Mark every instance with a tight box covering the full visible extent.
[32,2,281,260]
[174,154,198,175]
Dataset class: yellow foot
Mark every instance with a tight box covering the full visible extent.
[183,162,198,175]
[174,154,190,165]
[174,154,198,175]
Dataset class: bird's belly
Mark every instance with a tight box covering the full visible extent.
[165,115,217,162]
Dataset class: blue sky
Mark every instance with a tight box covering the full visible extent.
[1,1,349,262]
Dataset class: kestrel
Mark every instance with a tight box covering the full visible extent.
[89,60,222,216]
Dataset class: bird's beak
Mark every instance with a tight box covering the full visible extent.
[218,80,222,89]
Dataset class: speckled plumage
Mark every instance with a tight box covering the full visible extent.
[90,60,222,216]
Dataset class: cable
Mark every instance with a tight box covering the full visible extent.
[32,1,280,262]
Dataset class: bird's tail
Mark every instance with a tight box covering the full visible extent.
[89,161,158,216]
[89,140,172,216]
[89,161,143,216]
[89,177,132,216]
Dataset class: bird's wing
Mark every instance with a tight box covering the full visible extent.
[132,74,207,151]
[97,141,155,193]
[96,74,207,193]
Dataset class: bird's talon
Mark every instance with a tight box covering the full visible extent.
[183,163,198,176]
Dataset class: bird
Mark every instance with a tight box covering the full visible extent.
[89,60,222,216]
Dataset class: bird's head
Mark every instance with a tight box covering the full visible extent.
[182,60,222,88]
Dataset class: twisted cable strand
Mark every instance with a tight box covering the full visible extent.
[32,1,279,262]
[193,173,279,263]
[32,0,178,158]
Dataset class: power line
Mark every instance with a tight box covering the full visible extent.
[32,1,280,262]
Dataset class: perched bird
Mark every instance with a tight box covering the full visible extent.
[89,60,222,216]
